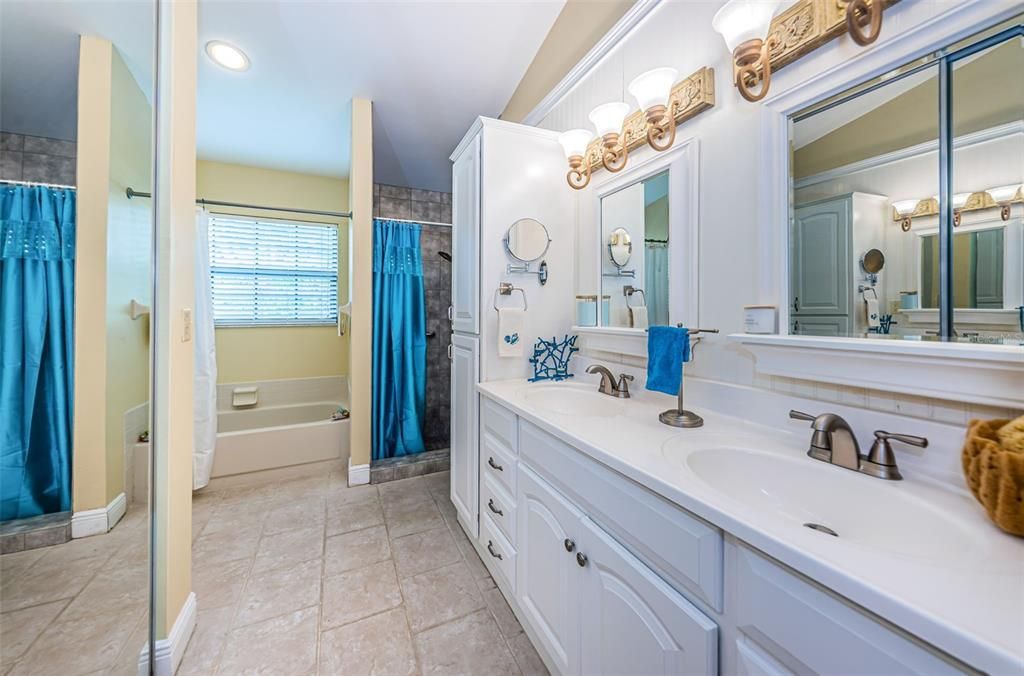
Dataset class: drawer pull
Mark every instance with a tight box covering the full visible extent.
[487,457,504,472]
[576,552,588,567]
[487,499,503,516]
[563,538,575,552]
[487,540,503,560]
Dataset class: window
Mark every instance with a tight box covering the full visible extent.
[209,215,339,326]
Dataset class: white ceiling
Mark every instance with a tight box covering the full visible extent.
[1,1,564,193]
[197,1,565,191]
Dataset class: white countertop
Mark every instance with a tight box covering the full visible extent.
[477,379,1024,675]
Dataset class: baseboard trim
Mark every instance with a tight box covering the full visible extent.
[348,458,370,486]
[71,492,126,538]
[138,591,196,676]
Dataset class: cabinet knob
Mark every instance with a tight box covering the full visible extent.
[487,499,503,516]
[576,552,588,567]
[487,457,504,472]
[487,541,503,560]
[563,538,575,552]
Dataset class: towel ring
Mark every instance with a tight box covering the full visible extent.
[624,286,647,308]
[493,282,528,311]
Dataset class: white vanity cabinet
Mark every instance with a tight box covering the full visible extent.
[450,132,480,335]
[449,333,479,536]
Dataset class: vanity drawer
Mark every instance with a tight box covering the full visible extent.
[731,544,970,674]
[519,419,723,611]
[481,474,516,545]
[481,429,517,497]
[482,397,518,454]
[481,512,516,593]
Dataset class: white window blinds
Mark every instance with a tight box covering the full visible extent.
[209,215,339,326]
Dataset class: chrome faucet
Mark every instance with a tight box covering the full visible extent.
[789,410,927,481]
[585,365,633,398]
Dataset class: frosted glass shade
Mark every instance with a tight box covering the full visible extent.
[589,102,630,137]
[557,129,593,159]
[932,193,971,209]
[892,199,919,216]
[712,0,782,53]
[628,67,679,112]
[988,184,1021,203]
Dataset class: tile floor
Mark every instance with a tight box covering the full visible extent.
[0,470,547,676]
[183,469,548,676]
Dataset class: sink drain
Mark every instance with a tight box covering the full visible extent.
[803,522,839,537]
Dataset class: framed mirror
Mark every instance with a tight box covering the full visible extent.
[504,217,550,262]
[607,227,633,268]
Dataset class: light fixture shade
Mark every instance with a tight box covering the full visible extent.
[892,199,919,216]
[588,102,630,138]
[206,40,250,71]
[712,0,782,53]
[932,193,972,209]
[988,184,1022,203]
[628,67,679,112]
[557,129,593,159]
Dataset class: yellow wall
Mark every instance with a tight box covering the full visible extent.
[195,160,349,383]
[104,48,152,503]
[501,0,634,123]
[348,99,373,470]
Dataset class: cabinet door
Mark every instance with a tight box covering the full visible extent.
[578,516,718,676]
[791,315,850,336]
[791,199,850,317]
[450,333,479,537]
[451,133,480,334]
[517,465,582,676]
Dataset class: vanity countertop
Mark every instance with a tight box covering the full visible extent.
[477,379,1024,674]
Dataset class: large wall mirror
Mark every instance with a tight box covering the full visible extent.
[789,17,1023,344]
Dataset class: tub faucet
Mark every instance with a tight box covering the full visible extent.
[585,365,633,398]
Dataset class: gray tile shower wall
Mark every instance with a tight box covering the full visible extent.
[374,183,453,452]
[0,132,76,186]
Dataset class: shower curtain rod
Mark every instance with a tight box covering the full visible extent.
[378,216,452,228]
[125,187,351,219]
[1,178,76,190]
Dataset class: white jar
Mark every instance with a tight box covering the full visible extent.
[743,305,777,334]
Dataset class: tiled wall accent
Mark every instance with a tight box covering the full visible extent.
[373,183,454,452]
[0,132,76,185]
[374,183,452,224]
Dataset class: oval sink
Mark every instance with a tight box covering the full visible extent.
[523,385,626,418]
[680,447,982,561]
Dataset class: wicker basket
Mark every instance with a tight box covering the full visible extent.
[962,416,1024,537]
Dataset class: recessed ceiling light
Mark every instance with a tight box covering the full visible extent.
[205,41,249,71]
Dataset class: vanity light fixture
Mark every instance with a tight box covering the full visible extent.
[891,199,918,232]
[987,184,1022,221]
[949,193,970,227]
[628,67,679,152]
[557,129,595,189]
[205,40,250,71]
[844,0,884,46]
[589,102,631,173]
[712,0,782,102]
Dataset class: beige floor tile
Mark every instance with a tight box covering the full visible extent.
[200,507,267,538]
[324,526,391,577]
[482,583,524,640]
[326,483,379,506]
[509,632,549,676]
[321,560,402,630]
[192,527,261,570]
[414,609,520,676]
[0,599,68,667]
[450,525,491,582]
[0,548,45,582]
[218,606,318,676]
[319,607,417,676]
[59,561,148,621]
[326,497,385,536]
[176,605,235,675]
[391,526,461,578]
[0,551,106,612]
[251,524,325,575]
[377,476,431,507]
[106,609,149,676]
[400,560,484,633]
[192,557,252,610]
[384,498,445,539]
[422,471,451,501]
[235,558,322,628]
[263,496,326,535]
[8,605,143,676]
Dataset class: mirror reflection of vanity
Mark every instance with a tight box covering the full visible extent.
[790,21,1023,343]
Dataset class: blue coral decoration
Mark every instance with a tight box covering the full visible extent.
[528,334,579,382]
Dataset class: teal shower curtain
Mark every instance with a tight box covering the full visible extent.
[0,185,75,521]
[372,219,427,461]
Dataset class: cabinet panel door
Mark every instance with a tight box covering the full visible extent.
[578,516,718,676]
[791,199,850,316]
[451,134,480,334]
[450,333,479,537]
[517,465,582,675]
[791,315,850,336]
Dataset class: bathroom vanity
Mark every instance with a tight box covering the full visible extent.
[457,380,1023,676]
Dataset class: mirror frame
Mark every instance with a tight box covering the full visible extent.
[503,217,551,262]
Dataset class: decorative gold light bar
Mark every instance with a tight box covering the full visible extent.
[891,187,1024,230]
[582,67,716,173]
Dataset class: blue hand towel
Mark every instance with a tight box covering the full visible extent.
[646,326,690,396]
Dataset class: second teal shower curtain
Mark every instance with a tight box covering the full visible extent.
[372,219,427,461]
